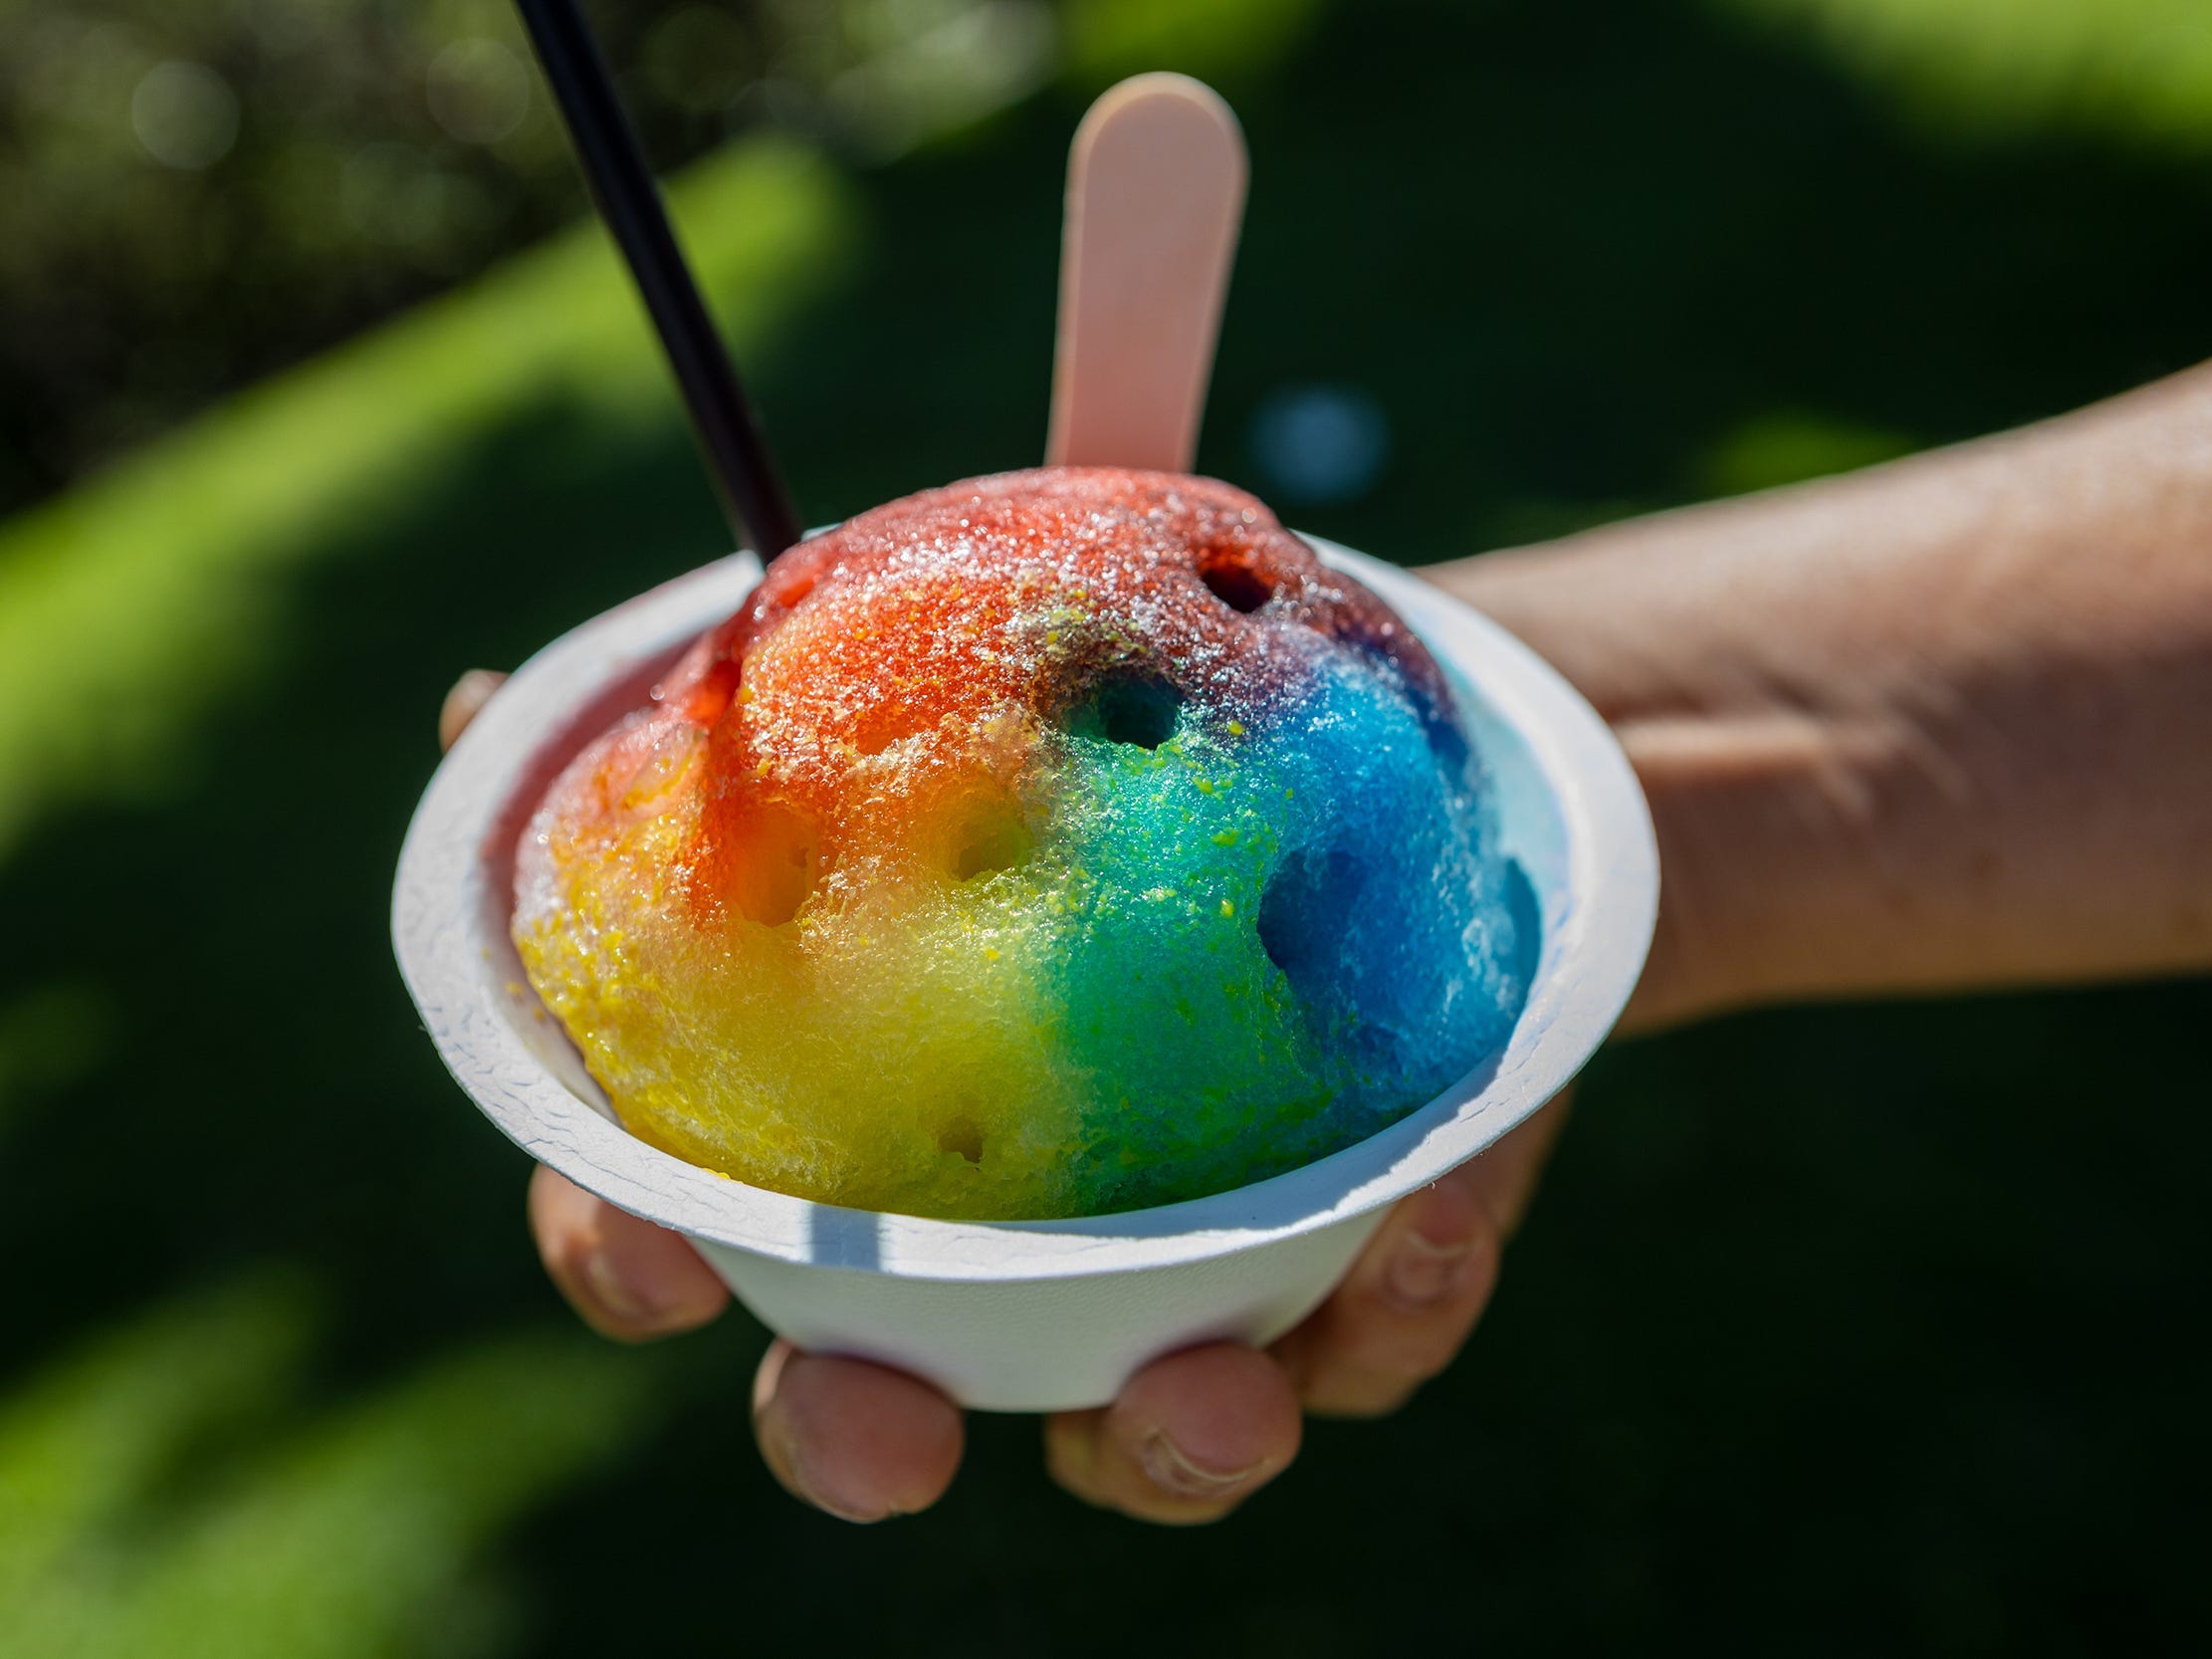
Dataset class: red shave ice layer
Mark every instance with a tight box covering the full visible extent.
[631,467,1450,925]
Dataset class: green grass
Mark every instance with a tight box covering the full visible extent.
[0,1277,667,1659]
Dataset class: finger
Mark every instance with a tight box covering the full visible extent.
[1272,1094,1571,1417]
[752,1341,965,1523]
[1044,1342,1301,1525]
[438,668,509,753]
[1271,1170,1502,1416]
[528,1165,729,1341]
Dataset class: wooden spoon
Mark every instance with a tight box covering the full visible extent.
[1046,74,1249,473]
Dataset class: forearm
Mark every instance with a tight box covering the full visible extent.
[1426,362,2212,1030]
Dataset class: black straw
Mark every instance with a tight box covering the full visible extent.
[515,0,801,558]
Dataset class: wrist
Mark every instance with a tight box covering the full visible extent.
[1420,532,1907,1036]
[1421,361,2212,1027]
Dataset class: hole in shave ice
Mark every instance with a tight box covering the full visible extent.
[511,468,1533,1222]
[952,805,1033,880]
[937,1116,985,1164]
[722,802,818,926]
[1426,710,1471,777]
[1199,557,1275,614]
[1073,671,1183,750]
[1258,845,1369,1016]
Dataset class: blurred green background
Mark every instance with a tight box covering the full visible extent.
[3,0,2209,1652]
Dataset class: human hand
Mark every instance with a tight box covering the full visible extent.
[441,353,2212,1524]
[534,1081,1567,1525]
[438,657,1597,1524]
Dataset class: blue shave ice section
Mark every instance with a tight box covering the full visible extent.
[1048,653,1533,1212]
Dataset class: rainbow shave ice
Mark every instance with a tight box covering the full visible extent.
[513,467,1530,1220]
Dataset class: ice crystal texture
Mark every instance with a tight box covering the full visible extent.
[514,468,1530,1219]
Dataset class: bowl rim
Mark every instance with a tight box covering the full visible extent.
[391,535,1657,1283]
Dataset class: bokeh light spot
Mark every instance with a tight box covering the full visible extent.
[427,38,533,145]
[130,62,240,170]
[1248,383,1391,506]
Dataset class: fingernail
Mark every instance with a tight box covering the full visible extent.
[1135,1429,1263,1499]
[750,1352,900,1526]
[580,1246,657,1325]
[438,669,506,752]
[579,1244,711,1332]
[761,1423,888,1525]
[1384,1231,1474,1310]
[581,1238,722,1334]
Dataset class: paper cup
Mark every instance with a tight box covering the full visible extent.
[392,538,1658,1411]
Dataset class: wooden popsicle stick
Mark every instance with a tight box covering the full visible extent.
[1046,74,1248,473]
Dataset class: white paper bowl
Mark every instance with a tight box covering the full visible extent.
[392,538,1657,1411]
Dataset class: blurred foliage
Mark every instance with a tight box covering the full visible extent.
[0,1277,668,1659]
[1061,0,1325,85]
[1697,408,1914,497]
[1,0,2210,1654]
[1724,0,2212,149]
[0,983,111,1139]
[0,0,1074,516]
[5,0,565,512]
[0,0,1323,515]
[0,137,854,864]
